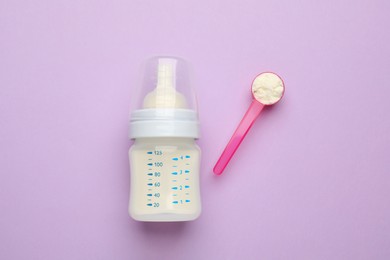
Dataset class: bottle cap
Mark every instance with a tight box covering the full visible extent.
[129,57,199,139]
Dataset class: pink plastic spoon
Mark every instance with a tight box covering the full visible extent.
[213,72,285,175]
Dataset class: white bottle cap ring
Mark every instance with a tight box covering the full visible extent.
[129,109,199,139]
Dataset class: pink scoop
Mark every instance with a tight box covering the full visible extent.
[213,72,285,175]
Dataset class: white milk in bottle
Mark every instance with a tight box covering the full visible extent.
[128,57,201,222]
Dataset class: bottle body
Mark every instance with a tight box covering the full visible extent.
[129,137,201,222]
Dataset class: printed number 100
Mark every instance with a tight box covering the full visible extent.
[154,162,163,167]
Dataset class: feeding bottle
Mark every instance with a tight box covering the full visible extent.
[128,57,201,221]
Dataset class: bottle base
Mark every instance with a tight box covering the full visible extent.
[130,211,200,222]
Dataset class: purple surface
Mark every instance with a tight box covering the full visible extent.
[1,0,389,259]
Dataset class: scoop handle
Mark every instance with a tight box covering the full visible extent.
[213,100,264,175]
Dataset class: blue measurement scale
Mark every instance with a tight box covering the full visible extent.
[145,151,161,209]
[145,150,192,209]
[170,155,192,206]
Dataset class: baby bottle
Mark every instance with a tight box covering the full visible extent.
[128,57,201,221]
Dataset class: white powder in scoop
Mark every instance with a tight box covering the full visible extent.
[252,73,284,105]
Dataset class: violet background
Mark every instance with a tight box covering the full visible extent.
[1,0,389,259]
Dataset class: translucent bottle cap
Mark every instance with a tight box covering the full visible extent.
[129,57,199,139]
[143,58,187,109]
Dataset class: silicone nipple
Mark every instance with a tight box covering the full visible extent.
[143,58,187,109]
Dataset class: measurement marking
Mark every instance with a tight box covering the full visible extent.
[172,201,178,204]
[147,163,153,166]
[172,165,178,168]
[172,172,178,175]
[147,173,153,176]
[185,178,189,180]
[147,203,152,206]
[148,189,152,191]
[185,170,190,173]
[172,157,178,161]
[147,194,152,196]
[173,194,177,196]
[147,183,153,186]
[148,199,151,201]
[186,155,190,158]
[185,199,190,203]
[186,163,190,166]
[185,193,189,195]
[148,158,152,160]
[148,168,152,171]
[185,185,190,189]
[148,178,152,181]
[172,180,177,182]
[172,187,178,190]
[147,152,153,154]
